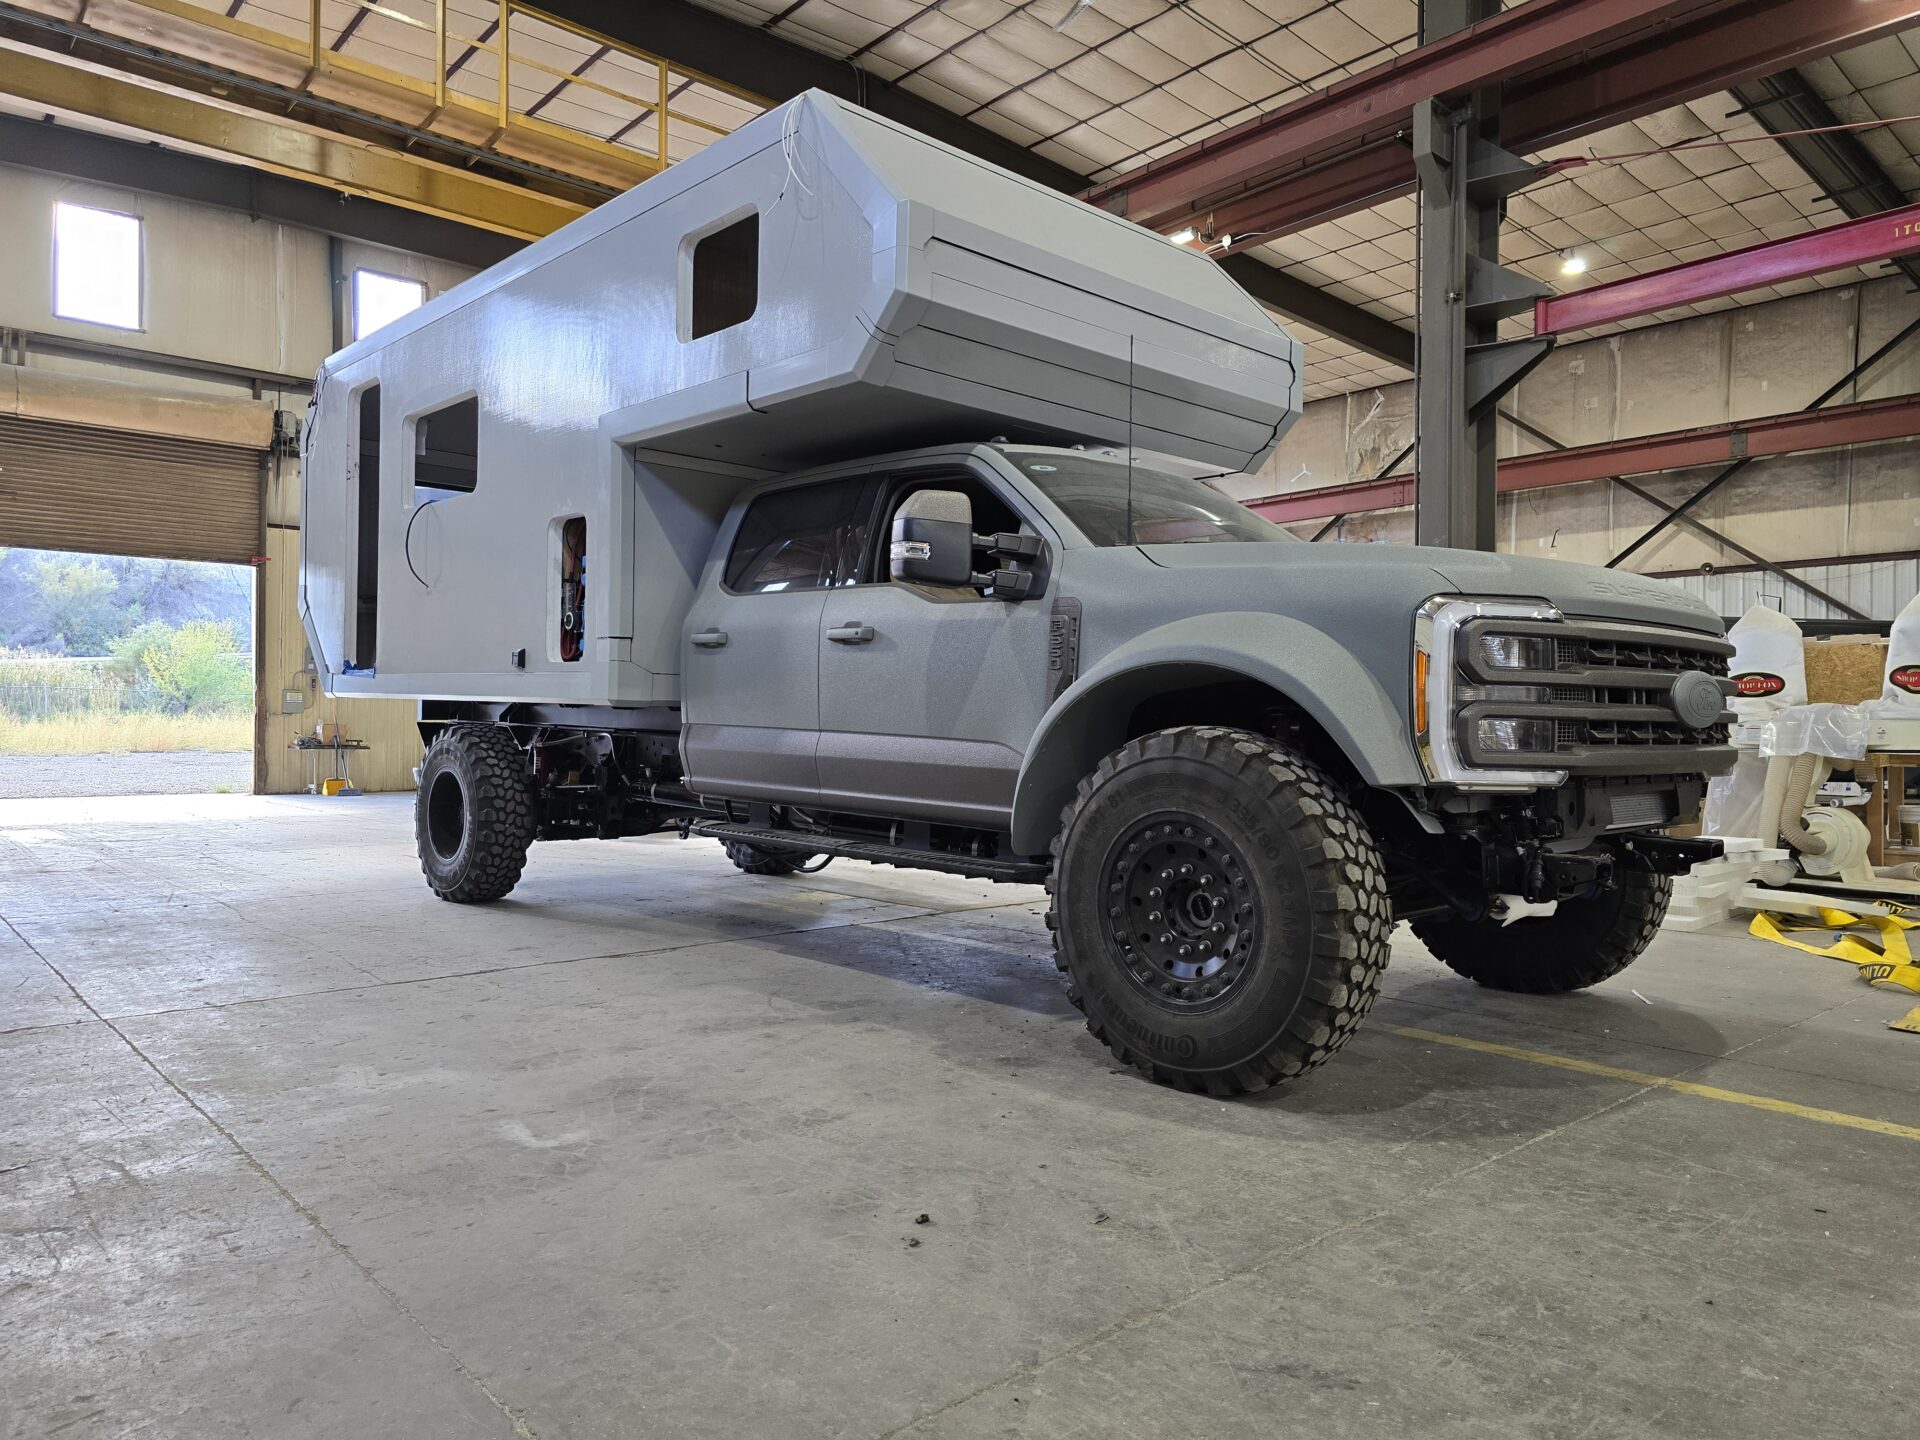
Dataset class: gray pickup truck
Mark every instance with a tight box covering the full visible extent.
[412,440,1733,1093]
[302,91,1731,1091]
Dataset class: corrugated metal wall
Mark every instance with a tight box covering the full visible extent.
[1666,556,1920,623]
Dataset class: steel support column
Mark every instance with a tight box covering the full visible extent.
[1412,0,1553,551]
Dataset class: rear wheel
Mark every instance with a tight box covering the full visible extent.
[1410,859,1669,993]
[416,725,535,903]
[1047,726,1391,1094]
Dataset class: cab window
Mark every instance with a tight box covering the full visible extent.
[724,477,880,593]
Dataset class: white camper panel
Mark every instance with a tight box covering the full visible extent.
[301,90,1301,707]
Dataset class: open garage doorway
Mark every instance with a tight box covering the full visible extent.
[0,546,254,799]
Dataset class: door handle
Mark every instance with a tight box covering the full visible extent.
[690,629,729,649]
[827,622,875,644]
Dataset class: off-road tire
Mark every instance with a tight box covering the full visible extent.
[1410,860,1669,993]
[416,725,535,903]
[1046,726,1391,1095]
[722,840,820,876]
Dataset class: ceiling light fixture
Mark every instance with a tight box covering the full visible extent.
[1168,226,1198,246]
[1559,249,1588,276]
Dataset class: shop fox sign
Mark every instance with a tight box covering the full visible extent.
[1732,672,1787,697]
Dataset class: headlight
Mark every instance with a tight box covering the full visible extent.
[1474,717,1555,754]
[1414,596,1568,790]
[1478,634,1554,671]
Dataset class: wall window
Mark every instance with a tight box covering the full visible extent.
[688,213,759,340]
[353,269,426,341]
[413,397,479,501]
[53,202,142,330]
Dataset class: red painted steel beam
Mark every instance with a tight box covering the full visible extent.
[1537,202,1920,333]
[1245,392,1920,525]
[1086,0,1920,244]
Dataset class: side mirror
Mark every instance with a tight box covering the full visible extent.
[889,489,974,587]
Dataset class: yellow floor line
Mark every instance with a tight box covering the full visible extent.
[1382,1025,1920,1143]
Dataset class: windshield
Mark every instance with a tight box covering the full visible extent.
[1001,450,1295,547]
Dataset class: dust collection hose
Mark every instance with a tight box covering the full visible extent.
[1759,752,1831,855]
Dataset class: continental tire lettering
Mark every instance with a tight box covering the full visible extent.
[1091,988,1198,1060]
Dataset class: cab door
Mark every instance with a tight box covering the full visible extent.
[681,474,877,803]
[815,468,1056,830]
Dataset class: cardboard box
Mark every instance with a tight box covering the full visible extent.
[316,721,345,744]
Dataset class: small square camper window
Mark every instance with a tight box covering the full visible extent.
[688,214,758,339]
[414,397,478,499]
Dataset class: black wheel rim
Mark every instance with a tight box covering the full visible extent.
[427,770,466,860]
[1103,813,1260,1011]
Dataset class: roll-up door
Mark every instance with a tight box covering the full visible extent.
[0,413,262,565]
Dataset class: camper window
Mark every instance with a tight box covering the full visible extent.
[414,397,479,501]
[688,214,759,339]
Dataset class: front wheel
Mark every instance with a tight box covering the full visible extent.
[1047,727,1391,1095]
[1409,859,1669,993]
[416,725,535,903]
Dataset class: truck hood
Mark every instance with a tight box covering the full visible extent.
[1139,542,1722,634]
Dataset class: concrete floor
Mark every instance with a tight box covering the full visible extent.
[3,794,1915,1440]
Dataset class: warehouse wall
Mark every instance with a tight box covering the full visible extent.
[1230,276,1920,615]
[0,159,469,791]
[0,161,330,379]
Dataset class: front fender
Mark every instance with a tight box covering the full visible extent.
[1008,612,1423,855]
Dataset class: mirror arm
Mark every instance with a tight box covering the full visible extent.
[971,567,1034,600]
[975,531,1042,560]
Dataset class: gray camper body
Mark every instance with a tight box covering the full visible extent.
[300,89,1300,709]
[302,90,1736,1095]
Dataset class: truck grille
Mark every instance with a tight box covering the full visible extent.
[1453,616,1735,777]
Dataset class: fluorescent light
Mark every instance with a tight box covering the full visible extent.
[1168,227,1197,245]
[54,202,142,330]
[353,269,427,340]
[1559,249,1587,276]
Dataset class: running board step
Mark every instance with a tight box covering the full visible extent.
[692,821,1048,884]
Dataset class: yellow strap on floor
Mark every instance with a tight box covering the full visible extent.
[1749,909,1920,1033]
